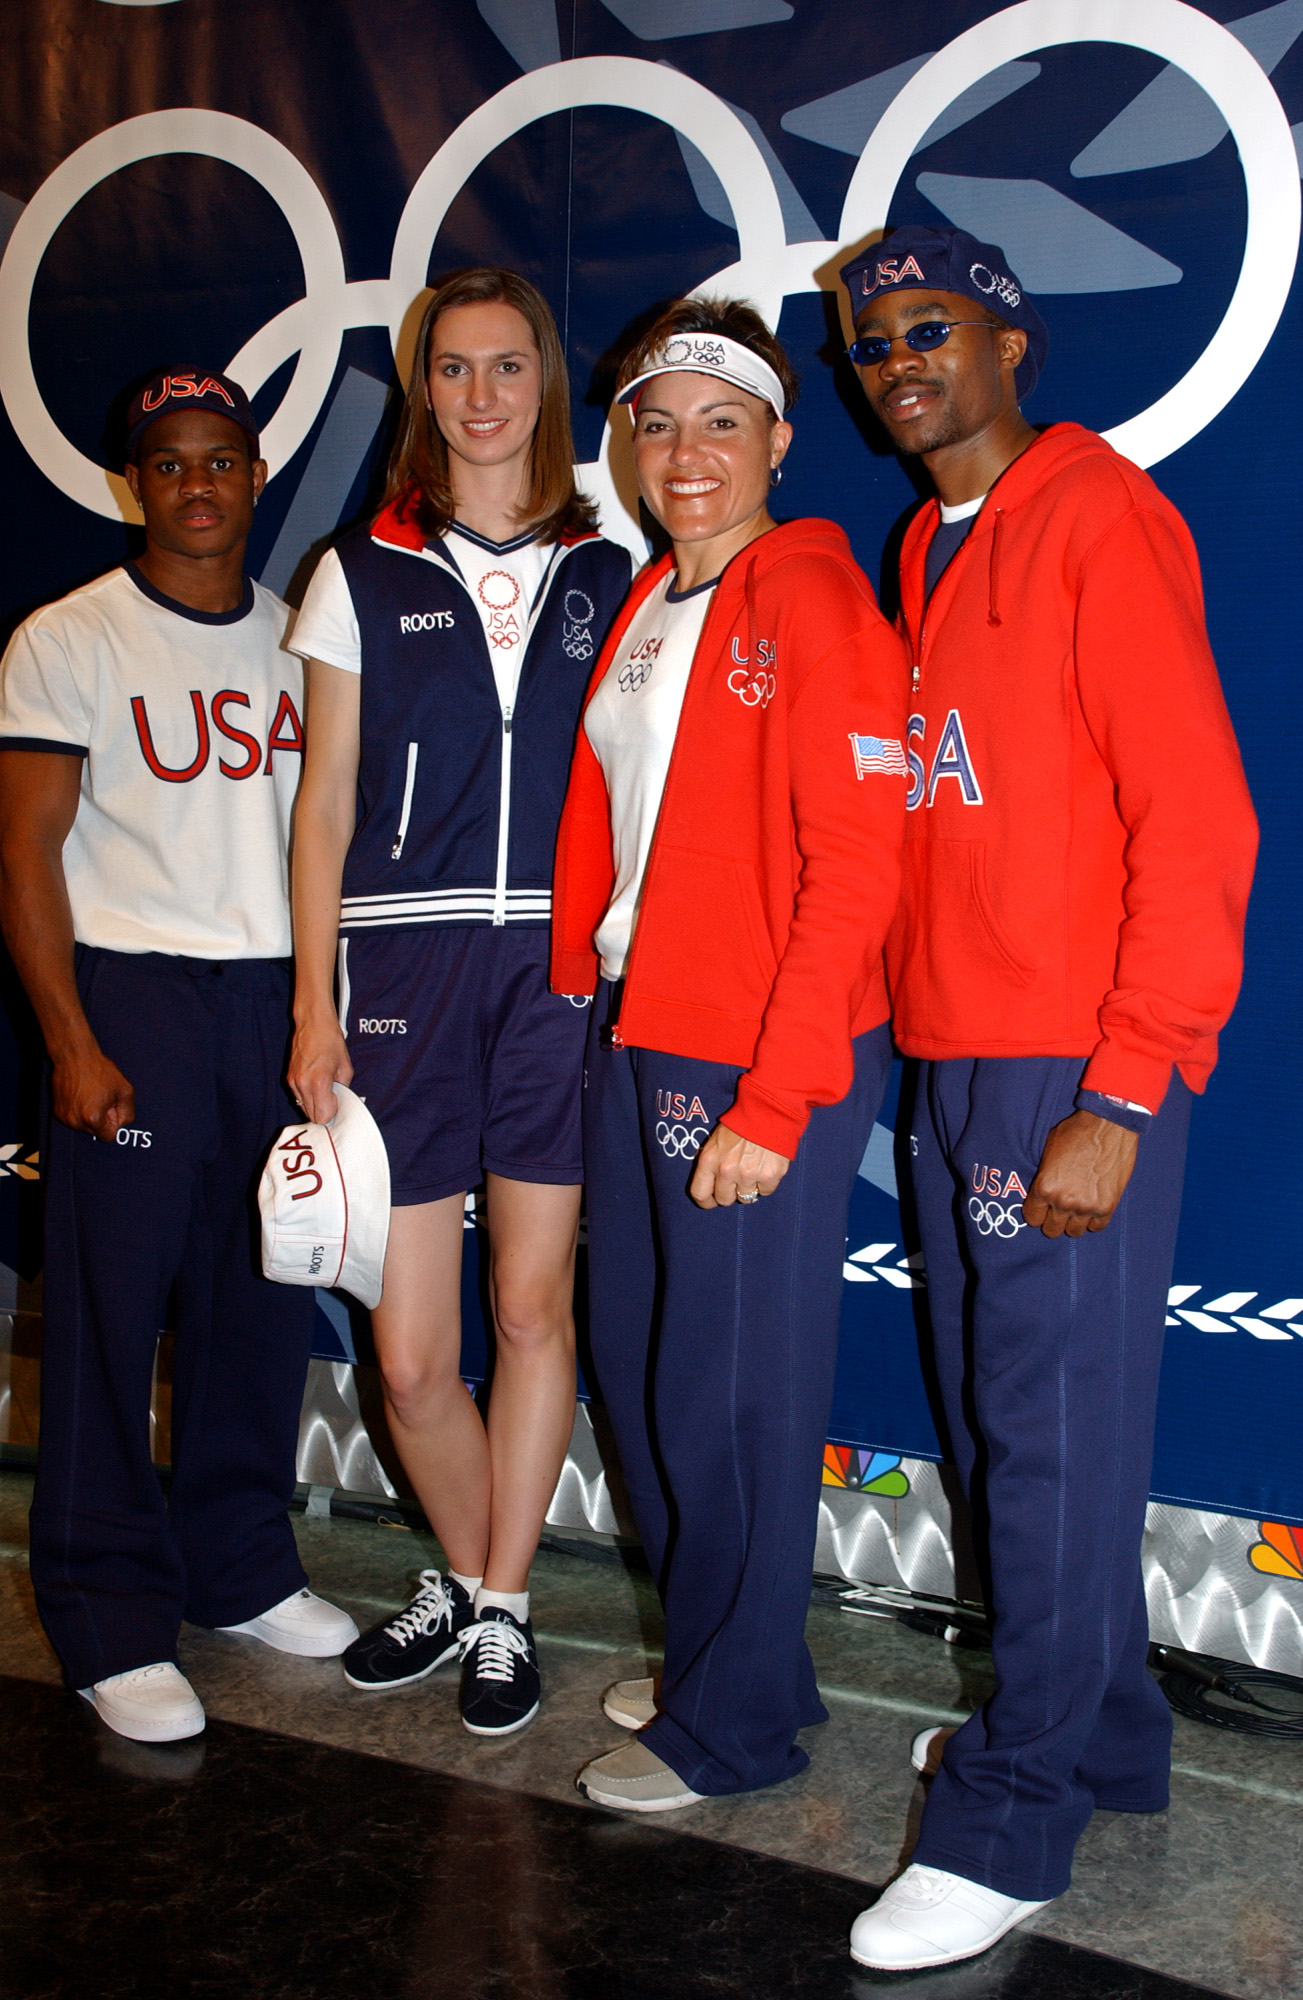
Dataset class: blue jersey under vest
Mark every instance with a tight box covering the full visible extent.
[335,521,632,932]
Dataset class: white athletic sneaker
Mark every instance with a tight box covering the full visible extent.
[849,1864,1050,1970]
[601,1675,658,1729]
[80,1662,205,1743]
[910,1724,956,1776]
[218,1588,359,1658]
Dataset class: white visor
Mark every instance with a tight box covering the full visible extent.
[617,332,786,423]
[258,1083,391,1312]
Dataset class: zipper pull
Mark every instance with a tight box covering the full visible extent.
[911,662,920,690]
[503,706,513,734]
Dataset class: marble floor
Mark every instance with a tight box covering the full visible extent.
[2,1467,1301,2000]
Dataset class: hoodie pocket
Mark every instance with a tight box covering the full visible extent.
[635,848,778,1018]
[896,838,1036,1031]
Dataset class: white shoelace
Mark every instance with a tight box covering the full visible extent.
[383,1570,451,1649]
[460,1617,531,1683]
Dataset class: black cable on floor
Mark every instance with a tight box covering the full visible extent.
[1150,1644,1303,1739]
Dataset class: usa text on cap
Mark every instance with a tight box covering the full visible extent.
[126,369,260,463]
[839,224,1049,400]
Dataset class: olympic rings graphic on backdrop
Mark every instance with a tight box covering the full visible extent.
[727,666,776,708]
[968,1195,1027,1239]
[657,1121,709,1160]
[0,14,1296,527]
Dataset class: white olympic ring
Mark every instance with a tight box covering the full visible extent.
[968,1195,1027,1239]
[0,109,347,522]
[563,993,592,1008]
[835,0,1300,470]
[727,666,776,708]
[618,656,654,692]
[0,21,1296,525]
[657,1120,709,1159]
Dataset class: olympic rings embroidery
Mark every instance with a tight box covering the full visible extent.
[562,588,596,661]
[618,656,654,692]
[968,1195,1026,1239]
[477,568,521,648]
[656,1120,709,1159]
[727,665,776,708]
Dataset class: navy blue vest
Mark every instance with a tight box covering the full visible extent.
[334,521,631,931]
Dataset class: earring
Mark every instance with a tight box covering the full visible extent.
[770,464,783,487]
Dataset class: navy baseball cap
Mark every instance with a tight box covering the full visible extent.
[125,369,260,463]
[839,225,1049,399]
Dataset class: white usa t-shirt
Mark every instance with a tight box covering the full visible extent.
[0,566,303,958]
[584,572,716,980]
[291,525,555,717]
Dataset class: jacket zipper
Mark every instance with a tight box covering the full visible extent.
[383,536,578,924]
[489,542,570,926]
[491,708,513,925]
[391,741,418,859]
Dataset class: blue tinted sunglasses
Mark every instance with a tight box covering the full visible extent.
[847,319,998,367]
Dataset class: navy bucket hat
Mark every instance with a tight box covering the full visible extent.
[839,224,1049,400]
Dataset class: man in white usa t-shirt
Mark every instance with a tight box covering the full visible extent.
[0,369,357,1744]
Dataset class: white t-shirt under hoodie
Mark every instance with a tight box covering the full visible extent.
[0,564,303,959]
[583,571,717,980]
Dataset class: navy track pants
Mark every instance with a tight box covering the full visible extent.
[907,1056,1192,1900]
[30,947,315,1690]
[583,988,889,1795]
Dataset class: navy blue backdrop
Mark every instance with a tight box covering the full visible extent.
[0,0,1298,1525]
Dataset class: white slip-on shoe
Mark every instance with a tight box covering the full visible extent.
[578,1739,706,1812]
[849,1864,1050,1971]
[218,1588,359,1658]
[910,1724,956,1776]
[80,1662,205,1743]
[601,1675,658,1729]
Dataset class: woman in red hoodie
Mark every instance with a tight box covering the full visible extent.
[551,300,908,1809]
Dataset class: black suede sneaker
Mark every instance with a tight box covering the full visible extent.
[458,1606,540,1736]
[342,1570,474,1691]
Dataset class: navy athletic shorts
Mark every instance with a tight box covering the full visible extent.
[337,926,588,1204]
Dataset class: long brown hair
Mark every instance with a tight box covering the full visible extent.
[381,267,598,542]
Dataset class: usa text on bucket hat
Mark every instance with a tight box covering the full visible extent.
[839,225,1048,400]
[259,1084,390,1312]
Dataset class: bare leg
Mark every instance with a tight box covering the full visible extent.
[481,1176,581,1593]
[369,1196,490,1579]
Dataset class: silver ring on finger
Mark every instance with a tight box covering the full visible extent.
[737,1187,761,1204]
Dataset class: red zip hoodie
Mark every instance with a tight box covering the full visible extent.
[551,519,908,1157]
[888,423,1257,1110]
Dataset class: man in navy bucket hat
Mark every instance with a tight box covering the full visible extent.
[840,223,1049,400]
[838,229,1256,1971]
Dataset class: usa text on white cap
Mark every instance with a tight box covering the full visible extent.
[617,332,787,422]
[259,1084,390,1311]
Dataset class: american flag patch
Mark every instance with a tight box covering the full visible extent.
[849,732,908,779]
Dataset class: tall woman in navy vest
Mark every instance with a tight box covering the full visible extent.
[288,268,631,1735]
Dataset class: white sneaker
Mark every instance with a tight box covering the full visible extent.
[601,1675,658,1729]
[911,1724,956,1775]
[80,1662,205,1743]
[218,1588,359,1658]
[850,1864,1050,1970]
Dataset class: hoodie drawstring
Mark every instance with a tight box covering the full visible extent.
[987,507,1004,627]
